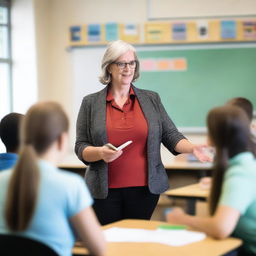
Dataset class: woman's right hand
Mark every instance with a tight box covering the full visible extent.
[99,145,123,163]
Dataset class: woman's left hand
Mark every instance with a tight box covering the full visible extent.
[193,145,213,162]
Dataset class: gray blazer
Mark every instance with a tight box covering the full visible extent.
[75,85,185,199]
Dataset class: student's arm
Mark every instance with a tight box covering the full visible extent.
[71,206,106,256]
[167,206,240,239]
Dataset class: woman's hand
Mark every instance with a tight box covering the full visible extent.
[166,207,187,225]
[174,140,213,163]
[193,145,214,162]
[99,145,123,163]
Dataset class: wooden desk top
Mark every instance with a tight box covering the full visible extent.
[161,148,212,170]
[58,148,213,170]
[165,183,209,199]
[58,153,84,169]
[73,219,242,256]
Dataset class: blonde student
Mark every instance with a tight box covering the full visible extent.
[167,105,256,256]
[0,102,106,256]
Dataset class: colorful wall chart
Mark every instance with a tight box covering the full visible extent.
[140,58,187,71]
[69,18,256,46]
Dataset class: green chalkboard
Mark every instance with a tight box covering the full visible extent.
[135,46,256,129]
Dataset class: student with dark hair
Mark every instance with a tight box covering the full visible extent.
[226,97,253,121]
[0,113,24,170]
[199,97,256,188]
[167,105,256,256]
[227,97,256,147]
[0,102,106,256]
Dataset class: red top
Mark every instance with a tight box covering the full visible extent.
[106,87,148,188]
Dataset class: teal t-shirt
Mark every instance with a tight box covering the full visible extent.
[219,152,256,254]
[0,160,93,256]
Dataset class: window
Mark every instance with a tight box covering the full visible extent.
[0,0,11,119]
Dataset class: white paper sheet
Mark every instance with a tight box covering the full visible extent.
[104,227,206,246]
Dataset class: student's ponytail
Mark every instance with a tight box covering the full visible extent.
[5,145,40,231]
[4,101,69,231]
[209,148,228,215]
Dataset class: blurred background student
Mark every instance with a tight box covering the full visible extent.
[167,105,256,256]
[227,97,256,145]
[0,113,24,171]
[227,97,253,122]
[199,96,256,189]
[0,102,106,256]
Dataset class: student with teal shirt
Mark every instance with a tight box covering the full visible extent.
[0,102,106,256]
[0,113,24,170]
[167,105,256,256]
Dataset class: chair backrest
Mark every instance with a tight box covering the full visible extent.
[0,234,59,256]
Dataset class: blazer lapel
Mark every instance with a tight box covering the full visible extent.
[93,86,108,145]
[133,86,155,153]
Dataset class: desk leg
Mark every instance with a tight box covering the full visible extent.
[186,199,196,215]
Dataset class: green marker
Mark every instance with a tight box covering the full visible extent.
[158,224,187,230]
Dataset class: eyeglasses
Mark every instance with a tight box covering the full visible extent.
[112,60,137,69]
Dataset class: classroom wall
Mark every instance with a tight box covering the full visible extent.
[11,0,38,113]
[0,0,38,152]
[149,0,256,19]
[6,0,256,154]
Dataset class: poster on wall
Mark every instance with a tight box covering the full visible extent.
[87,24,102,42]
[172,23,187,40]
[242,21,256,40]
[196,20,209,40]
[144,23,171,43]
[105,23,119,41]
[221,20,236,39]
[120,24,140,43]
[70,26,82,42]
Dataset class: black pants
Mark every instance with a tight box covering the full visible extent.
[92,186,160,225]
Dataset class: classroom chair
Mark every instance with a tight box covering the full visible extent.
[0,234,59,256]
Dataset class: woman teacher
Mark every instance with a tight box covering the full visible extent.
[75,40,210,225]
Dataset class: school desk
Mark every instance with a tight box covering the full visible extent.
[72,219,242,256]
[59,148,212,176]
[164,183,209,215]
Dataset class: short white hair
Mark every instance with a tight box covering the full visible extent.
[99,40,140,85]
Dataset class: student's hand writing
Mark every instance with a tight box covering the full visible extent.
[193,145,214,162]
[166,207,187,225]
[99,145,123,163]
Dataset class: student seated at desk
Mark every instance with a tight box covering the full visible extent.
[167,105,256,256]
[0,113,24,170]
[0,102,106,256]
[199,97,256,189]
